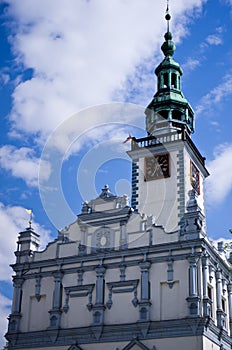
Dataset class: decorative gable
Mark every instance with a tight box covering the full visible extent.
[68,345,83,350]
[122,339,154,350]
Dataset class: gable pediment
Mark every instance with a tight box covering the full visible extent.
[122,339,151,350]
[68,345,83,350]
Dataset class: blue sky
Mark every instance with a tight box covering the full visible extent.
[1,0,232,346]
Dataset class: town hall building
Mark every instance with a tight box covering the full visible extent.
[5,6,232,350]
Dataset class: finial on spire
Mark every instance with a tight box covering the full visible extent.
[25,208,33,229]
[165,0,171,32]
[161,0,175,57]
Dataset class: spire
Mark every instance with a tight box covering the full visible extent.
[165,0,171,32]
[161,2,176,57]
[145,1,194,136]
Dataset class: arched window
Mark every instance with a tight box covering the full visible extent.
[172,110,182,121]
[163,72,168,88]
[171,73,177,88]
[159,110,169,120]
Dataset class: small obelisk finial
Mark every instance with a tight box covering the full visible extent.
[165,0,171,32]
[25,208,33,229]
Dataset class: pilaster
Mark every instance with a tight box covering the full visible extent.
[186,252,200,316]
[48,270,63,328]
[138,261,151,321]
[227,282,232,335]
[202,253,211,317]
[92,266,106,325]
[8,276,24,333]
[216,268,226,329]
[120,221,128,249]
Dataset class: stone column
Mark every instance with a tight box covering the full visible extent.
[120,221,127,249]
[79,225,87,255]
[8,276,24,332]
[35,274,41,301]
[186,254,200,316]
[202,254,211,317]
[227,283,232,335]
[12,277,24,313]
[215,268,225,328]
[49,271,63,328]
[160,74,164,89]
[139,261,151,321]
[92,266,106,324]
[168,72,171,88]
[189,255,198,296]
[96,266,105,304]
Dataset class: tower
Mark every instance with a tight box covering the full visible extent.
[128,6,209,233]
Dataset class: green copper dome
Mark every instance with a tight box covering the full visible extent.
[161,31,176,57]
[145,9,195,136]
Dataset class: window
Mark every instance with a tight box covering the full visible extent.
[163,72,168,88]
[172,110,182,121]
[171,73,177,88]
[207,286,212,300]
[207,285,213,317]
[222,298,226,312]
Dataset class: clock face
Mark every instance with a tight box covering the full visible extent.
[190,161,200,194]
[145,153,170,181]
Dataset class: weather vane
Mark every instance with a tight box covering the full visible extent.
[25,208,33,229]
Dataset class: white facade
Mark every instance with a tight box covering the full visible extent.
[5,189,232,350]
[5,8,232,350]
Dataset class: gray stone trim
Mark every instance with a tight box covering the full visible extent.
[63,284,95,313]
[184,140,209,178]
[131,161,139,210]
[6,317,232,349]
[176,148,185,230]
[106,279,139,309]
[78,207,132,226]
[11,238,231,289]
[204,318,232,349]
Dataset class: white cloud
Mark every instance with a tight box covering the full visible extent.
[0,293,11,349]
[205,144,232,204]
[4,0,206,143]
[195,74,232,116]
[182,58,201,72]
[0,145,51,186]
[205,34,223,46]
[0,203,51,346]
[199,26,224,51]
[0,202,52,281]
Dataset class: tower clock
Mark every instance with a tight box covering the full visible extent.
[144,153,170,181]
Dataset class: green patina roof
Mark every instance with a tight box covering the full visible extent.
[149,90,194,111]
[155,55,183,75]
[145,7,195,135]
